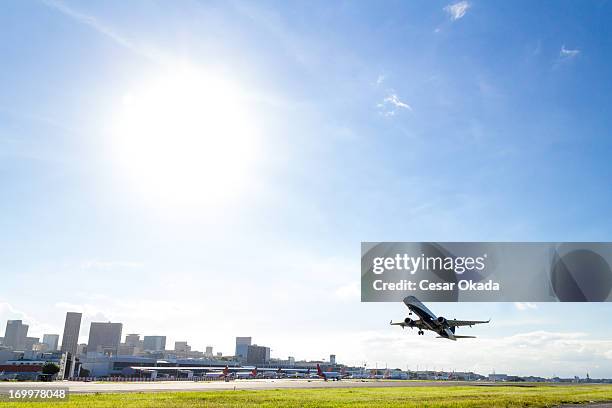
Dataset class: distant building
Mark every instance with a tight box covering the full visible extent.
[24,337,39,351]
[288,356,295,366]
[235,337,251,360]
[122,334,143,355]
[0,337,4,346]
[143,336,166,351]
[76,344,87,356]
[205,346,213,357]
[42,334,59,351]
[330,354,336,365]
[246,345,270,365]
[118,343,135,356]
[4,320,28,350]
[489,373,509,382]
[32,343,48,352]
[60,312,82,356]
[125,334,141,347]
[174,341,191,352]
[0,351,70,380]
[88,322,122,355]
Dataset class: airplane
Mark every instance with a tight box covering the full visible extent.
[316,363,342,381]
[390,296,490,340]
[235,367,259,379]
[205,365,234,381]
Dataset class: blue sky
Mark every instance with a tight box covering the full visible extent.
[1,0,612,377]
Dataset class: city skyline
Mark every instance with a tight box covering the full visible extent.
[2,0,612,379]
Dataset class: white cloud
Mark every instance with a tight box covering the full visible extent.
[377,93,412,116]
[0,301,56,339]
[0,301,30,321]
[514,302,538,311]
[444,1,470,21]
[376,75,385,85]
[334,330,612,377]
[560,45,580,59]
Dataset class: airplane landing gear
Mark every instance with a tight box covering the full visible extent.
[418,330,424,335]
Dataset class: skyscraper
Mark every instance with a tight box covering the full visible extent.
[235,336,251,360]
[88,322,122,355]
[24,336,39,351]
[246,345,270,365]
[60,312,82,355]
[174,341,190,352]
[42,334,60,351]
[143,335,166,351]
[125,333,141,346]
[3,320,28,350]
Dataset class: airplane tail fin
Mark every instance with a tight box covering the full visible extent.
[316,363,323,376]
[223,365,229,376]
[252,367,258,376]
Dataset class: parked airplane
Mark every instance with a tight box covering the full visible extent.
[205,365,233,381]
[235,367,258,379]
[390,296,490,340]
[316,364,342,381]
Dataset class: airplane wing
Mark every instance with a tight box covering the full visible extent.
[436,335,476,339]
[446,319,490,327]
[390,319,424,329]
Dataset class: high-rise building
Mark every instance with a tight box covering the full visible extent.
[330,354,336,365]
[125,334,141,347]
[24,336,39,351]
[88,322,122,355]
[118,343,135,356]
[246,345,270,365]
[174,341,190,352]
[205,346,213,356]
[143,336,166,351]
[235,337,251,359]
[3,320,28,350]
[60,312,82,356]
[42,334,60,351]
[76,343,87,355]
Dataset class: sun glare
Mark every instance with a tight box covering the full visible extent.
[112,66,259,207]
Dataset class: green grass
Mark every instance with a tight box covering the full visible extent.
[2,385,612,407]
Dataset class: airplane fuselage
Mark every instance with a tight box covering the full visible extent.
[392,296,488,340]
[405,298,458,340]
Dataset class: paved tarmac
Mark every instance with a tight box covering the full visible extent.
[0,379,485,394]
[0,379,606,394]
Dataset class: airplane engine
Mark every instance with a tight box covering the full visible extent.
[404,317,414,326]
[437,316,447,325]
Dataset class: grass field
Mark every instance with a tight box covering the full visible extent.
[2,385,612,407]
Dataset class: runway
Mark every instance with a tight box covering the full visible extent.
[0,379,598,394]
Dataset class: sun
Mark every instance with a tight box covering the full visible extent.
[111,66,259,207]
